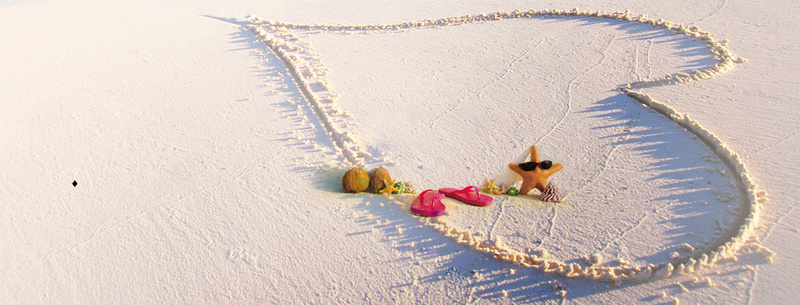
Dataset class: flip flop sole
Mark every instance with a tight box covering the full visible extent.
[410,191,446,217]
[439,187,493,206]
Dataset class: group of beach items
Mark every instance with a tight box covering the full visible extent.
[341,145,565,217]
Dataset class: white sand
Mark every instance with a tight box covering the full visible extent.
[2,0,798,304]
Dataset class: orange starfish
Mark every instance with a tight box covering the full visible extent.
[509,145,563,195]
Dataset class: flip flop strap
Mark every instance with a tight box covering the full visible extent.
[419,189,434,207]
[457,186,481,199]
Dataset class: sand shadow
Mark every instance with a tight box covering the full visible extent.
[204,13,748,303]
[583,94,745,261]
[204,15,351,175]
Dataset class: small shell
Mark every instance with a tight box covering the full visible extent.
[404,181,418,194]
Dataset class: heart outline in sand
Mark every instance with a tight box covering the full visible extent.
[246,9,766,284]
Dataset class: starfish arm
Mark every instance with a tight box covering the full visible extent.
[519,180,535,195]
[534,180,548,192]
[509,163,525,176]
[485,179,499,192]
[531,145,541,163]
[380,179,398,195]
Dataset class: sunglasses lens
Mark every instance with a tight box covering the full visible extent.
[539,160,553,170]
[519,162,538,171]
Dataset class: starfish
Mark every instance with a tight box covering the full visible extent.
[509,145,563,195]
[379,179,399,196]
[483,178,500,194]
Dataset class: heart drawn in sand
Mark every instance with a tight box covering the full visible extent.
[246,9,767,285]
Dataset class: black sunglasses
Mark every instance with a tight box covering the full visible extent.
[519,160,553,171]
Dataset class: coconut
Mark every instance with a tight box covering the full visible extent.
[367,166,392,193]
[342,167,369,193]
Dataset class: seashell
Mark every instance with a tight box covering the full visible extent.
[539,183,564,202]
[392,181,406,194]
[404,181,418,194]
[506,186,519,196]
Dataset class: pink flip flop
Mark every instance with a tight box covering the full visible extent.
[410,190,446,217]
[438,186,493,206]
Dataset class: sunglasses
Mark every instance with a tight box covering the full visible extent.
[519,160,553,171]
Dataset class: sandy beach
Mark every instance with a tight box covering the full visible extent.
[2,0,798,303]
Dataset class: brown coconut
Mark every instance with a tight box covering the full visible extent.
[342,167,369,193]
[367,166,392,193]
